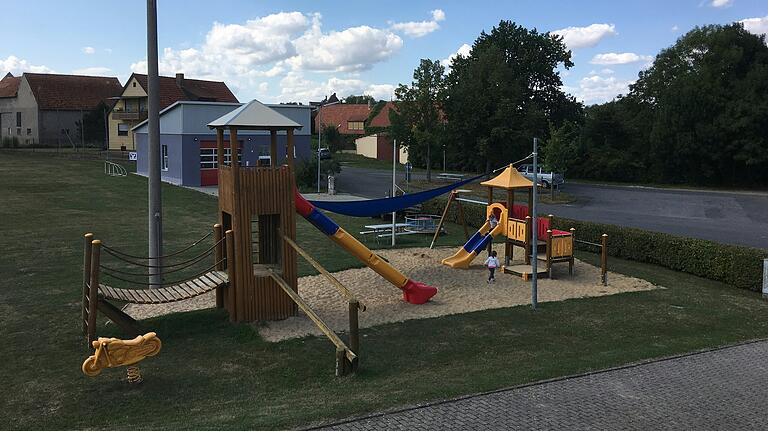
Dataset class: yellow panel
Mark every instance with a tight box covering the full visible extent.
[507,220,527,242]
[551,236,573,258]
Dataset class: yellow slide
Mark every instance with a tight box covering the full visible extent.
[442,222,505,269]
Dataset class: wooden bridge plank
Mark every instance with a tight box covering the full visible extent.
[197,274,218,289]
[177,282,197,297]
[168,284,188,300]
[186,279,207,295]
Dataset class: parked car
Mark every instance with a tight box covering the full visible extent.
[517,164,564,188]
[318,147,331,160]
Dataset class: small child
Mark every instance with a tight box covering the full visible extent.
[484,250,500,283]
[488,213,499,230]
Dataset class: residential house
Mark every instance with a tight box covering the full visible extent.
[109,73,238,151]
[132,100,311,186]
[352,102,408,163]
[0,72,121,147]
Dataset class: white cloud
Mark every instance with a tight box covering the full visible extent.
[710,0,733,8]
[72,66,112,76]
[130,11,404,100]
[590,52,653,65]
[552,23,617,49]
[671,25,679,32]
[276,72,394,103]
[441,43,471,69]
[565,73,634,105]
[291,22,403,72]
[82,46,96,55]
[390,9,446,38]
[0,55,54,75]
[740,16,768,37]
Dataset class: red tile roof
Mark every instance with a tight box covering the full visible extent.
[315,104,372,135]
[368,102,396,128]
[131,73,238,110]
[23,73,122,110]
[0,73,20,98]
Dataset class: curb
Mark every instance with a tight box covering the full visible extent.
[296,337,768,430]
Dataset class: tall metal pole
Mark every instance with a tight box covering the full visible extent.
[317,109,321,193]
[531,137,539,310]
[391,139,397,247]
[147,0,163,287]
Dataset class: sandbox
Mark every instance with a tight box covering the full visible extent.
[125,244,658,342]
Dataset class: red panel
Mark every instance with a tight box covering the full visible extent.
[200,169,218,186]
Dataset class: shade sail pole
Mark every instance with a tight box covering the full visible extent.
[147,0,163,287]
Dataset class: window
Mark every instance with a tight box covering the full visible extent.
[16,112,21,127]
[117,123,129,136]
[16,128,21,136]
[139,98,147,112]
[200,148,241,169]
[161,145,169,171]
[347,121,364,131]
[132,82,137,87]
[26,128,31,135]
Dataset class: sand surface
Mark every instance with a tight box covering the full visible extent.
[125,244,657,342]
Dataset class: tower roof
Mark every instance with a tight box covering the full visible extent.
[480,164,533,189]
[208,99,301,130]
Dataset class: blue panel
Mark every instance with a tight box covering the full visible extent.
[471,234,493,254]
[310,173,485,217]
[307,209,340,236]
[463,230,485,253]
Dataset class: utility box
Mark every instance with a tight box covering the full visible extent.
[763,258,768,299]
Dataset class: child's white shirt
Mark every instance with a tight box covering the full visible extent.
[484,256,500,268]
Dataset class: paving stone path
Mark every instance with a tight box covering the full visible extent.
[306,341,768,430]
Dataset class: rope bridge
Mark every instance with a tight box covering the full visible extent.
[82,225,230,345]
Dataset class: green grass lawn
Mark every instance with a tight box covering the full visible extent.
[2,152,768,431]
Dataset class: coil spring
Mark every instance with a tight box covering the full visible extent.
[126,366,143,384]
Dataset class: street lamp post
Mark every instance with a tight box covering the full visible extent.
[317,100,340,193]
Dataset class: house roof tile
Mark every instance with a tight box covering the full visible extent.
[131,73,238,110]
[23,73,122,110]
[0,73,20,98]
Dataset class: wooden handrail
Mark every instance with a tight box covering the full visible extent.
[268,269,357,364]
[282,235,366,311]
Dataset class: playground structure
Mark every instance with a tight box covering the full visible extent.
[82,332,162,378]
[440,164,577,279]
[81,100,438,375]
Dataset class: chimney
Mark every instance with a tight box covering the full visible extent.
[175,73,184,87]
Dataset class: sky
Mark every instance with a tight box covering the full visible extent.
[1,0,766,105]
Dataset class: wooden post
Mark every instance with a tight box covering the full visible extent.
[214,223,224,308]
[335,348,349,377]
[569,228,576,275]
[225,229,236,321]
[286,128,295,170]
[487,186,494,205]
[348,299,360,371]
[546,229,554,278]
[601,233,608,285]
[87,240,101,345]
[524,216,532,265]
[82,233,93,336]
[216,128,224,171]
[430,191,454,249]
[270,129,278,167]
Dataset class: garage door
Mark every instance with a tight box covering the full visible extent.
[199,140,241,186]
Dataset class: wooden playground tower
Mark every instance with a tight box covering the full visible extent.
[209,101,300,322]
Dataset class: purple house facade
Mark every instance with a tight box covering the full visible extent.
[133,101,311,186]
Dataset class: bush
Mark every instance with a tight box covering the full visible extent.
[1,136,20,148]
[423,196,768,291]
[295,157,342,190]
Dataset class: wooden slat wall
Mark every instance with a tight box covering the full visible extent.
[219,164,298,322]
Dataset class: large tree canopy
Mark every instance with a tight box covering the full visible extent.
[444,20,581,173]
[390,59,447,181]
[566,23,768,186]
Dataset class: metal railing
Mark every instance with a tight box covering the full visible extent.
[104,160,128,177]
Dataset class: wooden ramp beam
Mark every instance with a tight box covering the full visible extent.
[268,269,357,375]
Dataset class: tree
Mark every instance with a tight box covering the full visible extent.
[541,121,579,174]
[343,94,376,105]
[444,21,581,173]
[624,23,768,185]
[320,124,344,153]
[391,59,447,181]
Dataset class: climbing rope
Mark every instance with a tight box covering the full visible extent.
[100,231,213,260]
[99,259,227,288]
[101,236,225,269]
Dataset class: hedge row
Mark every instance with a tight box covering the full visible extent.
[422,197,768,292]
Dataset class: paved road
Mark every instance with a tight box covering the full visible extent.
[305,340,768,430]
[334,167,768,249]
